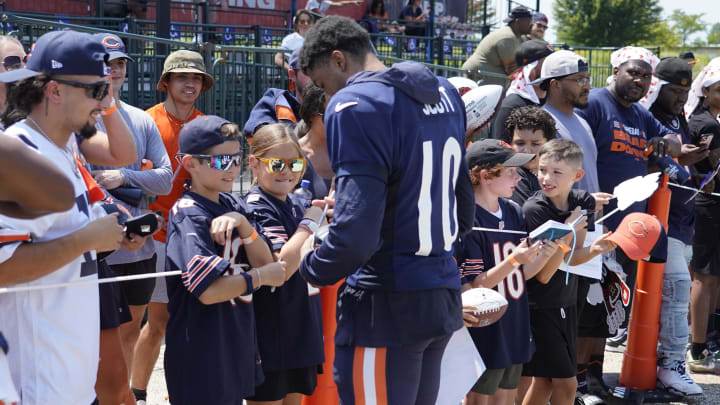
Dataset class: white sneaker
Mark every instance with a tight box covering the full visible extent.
[136,400,146,405]
[657,361,703,396]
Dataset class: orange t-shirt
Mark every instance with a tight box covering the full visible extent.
[147,103,204,243]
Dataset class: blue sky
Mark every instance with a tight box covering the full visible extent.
[507,0,720,44]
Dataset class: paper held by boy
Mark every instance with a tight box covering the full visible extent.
[595,172,661,225]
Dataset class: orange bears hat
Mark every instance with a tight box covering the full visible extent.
[607,213,667,263]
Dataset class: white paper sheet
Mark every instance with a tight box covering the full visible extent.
[561,228,603,280]
[436,327,485,405]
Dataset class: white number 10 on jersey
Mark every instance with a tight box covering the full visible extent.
[416,137,462,256]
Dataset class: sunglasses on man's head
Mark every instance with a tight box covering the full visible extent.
[297,19,313,25]
[193,153,243,171]
[52,78,110,101]
[257,157,306,173]
[2,55,25,71]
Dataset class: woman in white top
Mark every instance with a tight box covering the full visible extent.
[274,10,314,70]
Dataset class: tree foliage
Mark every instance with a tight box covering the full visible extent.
[709,23,720,45]
[669,10,706,46]
[466,0,496,27]
[637,20,680,50]
[554,0,664,47]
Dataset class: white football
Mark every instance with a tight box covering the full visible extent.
[448,76,478,97]
[461,287,509,327]
[462,85,504,131]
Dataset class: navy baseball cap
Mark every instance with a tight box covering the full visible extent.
[0,30,109,83]
[466,138,535,169]
[179,115,234,154]
[94,33,134,62]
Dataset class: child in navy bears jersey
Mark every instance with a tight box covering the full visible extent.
[455,139,560,405]
[244,123,326,404]
[164,115,286,405]
[521,139,617,405]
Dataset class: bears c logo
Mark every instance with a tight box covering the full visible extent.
[102,36,122,48]
[627,220,649,238]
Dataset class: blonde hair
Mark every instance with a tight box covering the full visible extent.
[250,123,306,183]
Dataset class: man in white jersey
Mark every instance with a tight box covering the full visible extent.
[0,30,126,405]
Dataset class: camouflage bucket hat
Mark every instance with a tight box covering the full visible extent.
[156,49,214,93]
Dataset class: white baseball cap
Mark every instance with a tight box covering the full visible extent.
[530,50,588,84]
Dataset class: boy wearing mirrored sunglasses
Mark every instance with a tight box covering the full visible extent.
[165,115,286,404]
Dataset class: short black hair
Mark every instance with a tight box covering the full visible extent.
[298,15,372,73]
[299,84,326,126]
[503,105,557,143]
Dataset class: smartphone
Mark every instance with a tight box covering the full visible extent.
[700,134,714,147]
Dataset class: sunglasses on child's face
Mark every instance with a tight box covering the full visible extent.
[52,78,110,101]
[194,153,243,171]
[257,157,306,173]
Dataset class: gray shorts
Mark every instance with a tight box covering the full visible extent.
[149,241,169,304]
[471,363,524,394]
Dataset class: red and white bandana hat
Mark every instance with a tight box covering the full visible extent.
[607,46,660,85]
[506,61,540,104]
[610,46,660,69]
[684,57,720,119]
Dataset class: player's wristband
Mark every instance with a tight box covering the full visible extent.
[241,228,258,245]
[298,218,319,234]
[241,271,254,295]
[101,98,117,116]
[508,254,520,268]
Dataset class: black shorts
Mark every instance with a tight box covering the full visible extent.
[99,261,131,330]
[578,269,626,338]
[109,254,157,306]
[523,305,578,379]
[245,365,319,401]
[691,204,720,276]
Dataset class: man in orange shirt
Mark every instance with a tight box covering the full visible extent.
[130,49,214,405]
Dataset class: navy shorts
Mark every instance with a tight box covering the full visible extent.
[334,332,452,405]
[99,261,131,330]
[109,254,157,306]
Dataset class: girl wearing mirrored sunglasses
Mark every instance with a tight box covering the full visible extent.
[245,123,326,404]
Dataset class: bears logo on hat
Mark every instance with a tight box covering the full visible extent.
[102,35,122,49]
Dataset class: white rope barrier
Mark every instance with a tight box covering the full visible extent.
[472,226,527,235]
[668,182,720,198]
[0,270,182,294]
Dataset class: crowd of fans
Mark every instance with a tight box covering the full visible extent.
[0,4,720,405]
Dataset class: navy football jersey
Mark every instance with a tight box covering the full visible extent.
[455,198,535,369]
[245,185,324,372]
[164,191,263,404]
[299,62,474,346]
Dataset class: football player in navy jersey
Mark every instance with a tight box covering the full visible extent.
[245,123,326,404]
[297,16,475,404]
[164,115,286,404]
[456,139,559,405]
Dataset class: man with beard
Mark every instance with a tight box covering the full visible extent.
[0,30,129,404]
[576,47,681,390]
[638,57,705,396]
[462,6,532,87]
[540,50,599,195]
[298,16,474,404]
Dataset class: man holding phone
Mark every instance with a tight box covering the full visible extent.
[640,57,704,396]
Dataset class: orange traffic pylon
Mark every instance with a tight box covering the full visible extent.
[619,174,670,390]
[303,280,343,405]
